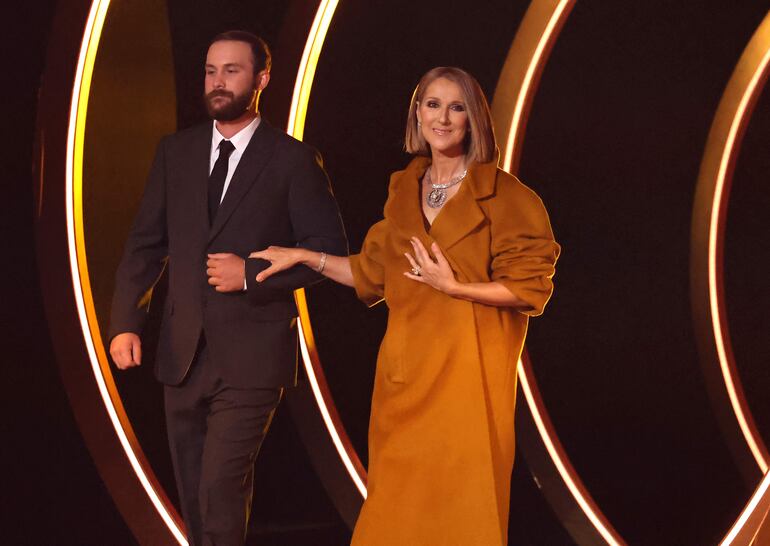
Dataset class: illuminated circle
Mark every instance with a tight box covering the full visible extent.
[48,0,625,544]
[690,10,770,545]
[66,1,186,543]
[293,1,624,544]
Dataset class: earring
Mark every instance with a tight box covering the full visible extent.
[417,121,422,127]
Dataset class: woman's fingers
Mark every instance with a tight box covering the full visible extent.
[249,250,267,259]
[410,237,432,265]
[403,271,426,282]
[431,242,450,269]
[256,264,281,282]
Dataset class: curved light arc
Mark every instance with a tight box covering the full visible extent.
[721,471,770,545]
[66,0,187,544]
[286,0,368,499]
[288,0,339,141]
[290,0,624,542]
[518,363,622,545]
[707,42,770,475]
[502,0,571,173]
[494,0,624,543]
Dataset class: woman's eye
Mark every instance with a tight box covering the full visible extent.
[427,101,439,108]
[451,104,465,112]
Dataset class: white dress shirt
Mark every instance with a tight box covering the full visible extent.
[209,115,261,202]
[209,115,261,289]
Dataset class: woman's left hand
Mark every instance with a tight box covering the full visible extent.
[404,237,459,294]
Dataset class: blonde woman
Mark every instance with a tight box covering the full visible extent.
[251,66,560,545]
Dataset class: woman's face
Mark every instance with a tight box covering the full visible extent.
[416,77,469,158]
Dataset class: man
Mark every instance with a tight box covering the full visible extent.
[109,30,347,546]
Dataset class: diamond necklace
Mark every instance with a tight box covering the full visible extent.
[424,166,468,208]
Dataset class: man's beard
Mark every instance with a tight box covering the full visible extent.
[204,87,255,121]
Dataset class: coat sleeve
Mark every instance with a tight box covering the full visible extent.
[108,137,169,338]
[349,218,388,307]
[488,176,560,316]
[245,146,348,303]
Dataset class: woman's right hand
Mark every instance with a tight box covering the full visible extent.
[249,246,305,282]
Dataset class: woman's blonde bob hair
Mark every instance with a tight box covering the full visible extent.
[404,66,497,164]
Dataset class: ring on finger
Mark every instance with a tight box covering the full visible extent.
[411,265,422,276]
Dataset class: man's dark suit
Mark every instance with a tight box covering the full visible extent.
[109,119,347,545]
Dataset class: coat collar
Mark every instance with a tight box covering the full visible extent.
[385,152,500,251]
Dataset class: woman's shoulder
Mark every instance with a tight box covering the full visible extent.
[492,167,546,208]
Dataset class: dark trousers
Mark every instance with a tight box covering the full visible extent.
[164,339,282,546]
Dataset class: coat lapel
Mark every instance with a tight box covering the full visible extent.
[385,155,499,251]
[429,158,497,251]
[384,156,430,240]
[208,120,276,242]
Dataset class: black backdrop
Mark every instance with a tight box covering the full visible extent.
[4,1,770,545]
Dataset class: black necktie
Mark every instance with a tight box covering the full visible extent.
[208,140,236,225]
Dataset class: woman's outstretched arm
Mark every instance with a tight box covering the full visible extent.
[249,247,354,287]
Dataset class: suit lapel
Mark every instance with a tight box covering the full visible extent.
[208,120,276,242]
[191,123,213,236]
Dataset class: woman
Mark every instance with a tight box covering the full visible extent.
[251,67,559,545]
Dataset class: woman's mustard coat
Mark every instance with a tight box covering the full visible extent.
[349,155,560,546]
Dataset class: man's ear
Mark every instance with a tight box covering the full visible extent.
[256,70,270,92]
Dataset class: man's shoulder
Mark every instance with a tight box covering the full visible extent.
[164,122,211,144]
[265,123,319,160]
[152,122,210,157]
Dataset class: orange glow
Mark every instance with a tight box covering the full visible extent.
[707,43,770,475]
[67,1,187,543]
[518,361,623,545]
[495,0,624,542]
[287,0,368,498]
[288,0,339,141]
[501,0,572,173]
[721,471,770,545]
[288,1,623,542]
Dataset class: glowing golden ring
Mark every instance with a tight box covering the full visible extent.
[63,0,621,544]
[690,9,770,545]
[291,1,623,544]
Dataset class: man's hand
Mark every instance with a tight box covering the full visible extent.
[207,253,246,292]
[110,332,142,369]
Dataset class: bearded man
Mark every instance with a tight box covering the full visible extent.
[108,30,347,546]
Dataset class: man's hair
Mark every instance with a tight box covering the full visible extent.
[209,30,272,74]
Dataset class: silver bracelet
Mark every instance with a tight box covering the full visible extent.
[317,252,327,273]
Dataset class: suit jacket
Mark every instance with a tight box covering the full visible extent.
[109,120,348,387]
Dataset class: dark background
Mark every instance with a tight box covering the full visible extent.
[4,1,770,545]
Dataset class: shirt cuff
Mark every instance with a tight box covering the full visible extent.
[243,276,248,291]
